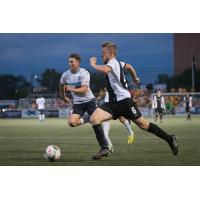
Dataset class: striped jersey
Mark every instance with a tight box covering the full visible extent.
[104,58,131,103]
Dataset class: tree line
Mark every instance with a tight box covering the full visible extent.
[0,67,199,100]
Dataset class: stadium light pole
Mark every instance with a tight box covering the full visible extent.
[191,49,196,90]
[30,74,38,93]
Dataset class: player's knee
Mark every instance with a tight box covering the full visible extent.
[138,122,149,131]
[68,119,78,127]
[90,114,100,125]
[119,117,125,123]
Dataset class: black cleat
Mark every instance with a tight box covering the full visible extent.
[169,135,178,155]
[92,149,111,160]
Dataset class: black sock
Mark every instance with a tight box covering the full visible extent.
[148,123,172,143]
[160,114,163,121]
[92,124,108,149]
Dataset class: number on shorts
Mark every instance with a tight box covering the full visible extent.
[131,107,137,115]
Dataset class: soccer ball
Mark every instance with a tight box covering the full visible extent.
[44,145,61,161]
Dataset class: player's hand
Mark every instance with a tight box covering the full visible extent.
[90,57,97,67]
[63,96,70,103]
[134,77,140,84]
[64,85,74,92]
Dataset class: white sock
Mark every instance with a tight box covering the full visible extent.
[102,121,112,147]
[39,114,42,121]
[124,119,134,136]
[80,114,90,125]
[42,114,45,121]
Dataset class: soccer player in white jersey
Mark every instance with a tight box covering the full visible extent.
[60,53,112,152]
[89,42,178,160]
[36,96,46,122]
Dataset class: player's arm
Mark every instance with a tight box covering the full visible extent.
[65,85,88,94]
[59,84,70,103]
[90,57,112,74]
[124,63,140,84]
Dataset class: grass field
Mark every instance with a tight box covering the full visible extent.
[0,116,200,166]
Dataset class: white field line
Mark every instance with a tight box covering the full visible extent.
[0,136,198,139]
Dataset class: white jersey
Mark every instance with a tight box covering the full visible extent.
[36,97,45,109]
[60,68,95,104]
[105,58,131,102]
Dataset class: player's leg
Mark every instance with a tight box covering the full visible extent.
[188,111,191,120]
[68,104,85,127]
[186,107,191,120]
[102,121,114,151]
[38,109,42,121]
[90,107,114,159]
[186,107,189,120]
[118,116,135,144]
[133,116,178,155]
[117,98,178,155]
[155,109,158,122]
[159,109,163,123]
[41,109,45,121]
[85,100,114,152]
[68,114,82,127]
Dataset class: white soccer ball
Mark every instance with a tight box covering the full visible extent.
[44,145,61,161]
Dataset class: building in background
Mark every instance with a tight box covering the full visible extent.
[174,33,200,75]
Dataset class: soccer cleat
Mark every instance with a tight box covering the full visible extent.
[168,135,178,155]
[128,135,135,144]
[108,146,115,153]
[92,148,111,160]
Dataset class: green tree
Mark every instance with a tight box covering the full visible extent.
[0,75,30,99]
[39,68,62,93]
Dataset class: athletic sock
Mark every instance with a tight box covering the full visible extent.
[160,114,163,121]
[102,121,112,147]
[39,114,42,121]
[148,123,172,143]
[42,114,45,121]
[124,119,134,136]
[93,124,108,149]
[155,114,158,121]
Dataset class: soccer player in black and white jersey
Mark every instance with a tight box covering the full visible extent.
[89,42,178,160]
[152,90,166,123]
[183,93,192,120]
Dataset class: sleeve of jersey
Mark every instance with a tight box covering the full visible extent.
[106,60,116,71]
[81,71,90,87]
[120,61,126,68]
[60,73,65,84]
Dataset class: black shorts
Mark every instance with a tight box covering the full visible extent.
[70,99,97,117]
[155,108,163,114]
[185,106,190,113]
[100,98,142,120]
[38,109,45,115]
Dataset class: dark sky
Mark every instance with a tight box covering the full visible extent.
[0,33,173,84]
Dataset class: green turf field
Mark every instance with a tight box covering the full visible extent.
[0,116,199,166]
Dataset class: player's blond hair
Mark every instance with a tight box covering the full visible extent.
[102,42,117,56]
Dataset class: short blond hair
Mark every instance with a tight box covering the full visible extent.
[102,42,117,56]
